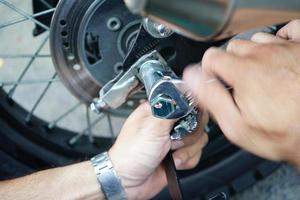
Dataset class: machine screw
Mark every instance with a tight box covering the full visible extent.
[151,95,176,118]
[143,18,173,38]
[90,99,107,114]
[156,24,172,37]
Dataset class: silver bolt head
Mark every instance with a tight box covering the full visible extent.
[90,99,107,114]
[90,102,101,114]
[143,18,173,38]
[156,24,173,37]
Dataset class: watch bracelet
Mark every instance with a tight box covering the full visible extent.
[91,152,127,200]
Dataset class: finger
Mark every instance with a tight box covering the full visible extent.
[171,130,205,150]
[184,67,242,141]
[178,152,202,170]
[171,133,200,150]
[251,32,285,44]
[201,47,246,86]
[126,103,176,137]
[277,19,300,41]
[171,112,209,150]
[173,133,208,170]
[129,102,151,118]
[227,39,259,56]
[199,111,210,130]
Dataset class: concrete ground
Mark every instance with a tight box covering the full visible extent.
[0,1,300,199]
[0,0,125,138]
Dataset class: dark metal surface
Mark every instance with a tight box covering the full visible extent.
[125,0,300,41]
[123,25,160,70]
[50,0,219,104]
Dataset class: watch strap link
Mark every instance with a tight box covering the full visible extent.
[91,152,127,200]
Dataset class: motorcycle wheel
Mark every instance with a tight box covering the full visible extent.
[0,1,280,199]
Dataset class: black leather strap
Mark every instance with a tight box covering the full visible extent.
[163,151,184,200]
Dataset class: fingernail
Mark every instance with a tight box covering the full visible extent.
[251,32,263,42]
[252,32,271,39]
[251,32,279,43]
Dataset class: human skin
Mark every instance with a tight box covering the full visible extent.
[184,20,300,170]
[109,103,208,199]
[0,103,208,200]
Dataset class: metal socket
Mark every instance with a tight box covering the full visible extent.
[151,94,176,118]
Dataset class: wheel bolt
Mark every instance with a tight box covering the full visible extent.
[90,99,107,114]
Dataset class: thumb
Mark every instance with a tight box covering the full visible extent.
[183,66,242,141]
[276,20,300,42]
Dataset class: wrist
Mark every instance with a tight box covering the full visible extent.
[91,151,128,200]
[108,148,137,200]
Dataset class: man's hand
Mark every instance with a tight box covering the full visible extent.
[109,103,208,199]
[0,103,207,200]
[183,20,300,169]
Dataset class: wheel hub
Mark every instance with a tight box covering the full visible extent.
[50,0,215,107]
[50,0,141,104]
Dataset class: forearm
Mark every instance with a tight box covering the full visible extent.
[0,161,104,200]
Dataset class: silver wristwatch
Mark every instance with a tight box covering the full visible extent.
[91,152,127,200]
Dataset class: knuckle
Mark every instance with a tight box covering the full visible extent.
[227,40,240,51]
[202,47,219,71]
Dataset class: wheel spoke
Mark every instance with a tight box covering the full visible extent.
[0,0,50,31]
[7,35,49,98]
[86,106,94,143]
[0,8,55,30]
[25,73,57,122]
[82,113,106,134]
[0,78,60,87]
[69,113,106,146]
[38,0,53,9]
[0,1,128,151]
[0,54,51,59]
[68,134,84,147]
[47,102,82,129]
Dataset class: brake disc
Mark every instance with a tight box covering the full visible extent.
[50,0,141,104]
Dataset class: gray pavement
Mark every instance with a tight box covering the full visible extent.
[0,1,300,199]
[234,164,300,200]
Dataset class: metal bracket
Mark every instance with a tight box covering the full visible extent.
[91,50,199,140]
